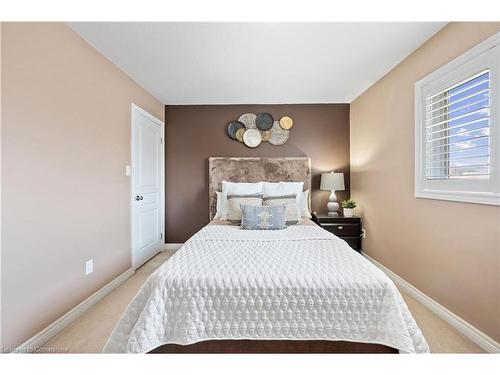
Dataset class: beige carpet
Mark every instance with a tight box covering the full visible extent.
[42,251,484,353]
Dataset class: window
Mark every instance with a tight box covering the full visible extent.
[415,33,500,205]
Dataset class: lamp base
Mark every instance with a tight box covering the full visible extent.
[326,191,340,216]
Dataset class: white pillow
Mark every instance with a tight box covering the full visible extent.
[300,190,312,218]
[263,182,307,216]
[262,181,304,196]
[214,191,227,219]
[226,195,263,222]
[216,182,264,219]
[218,182,311,218]
[263,194,300,224]
[222,181,264,196]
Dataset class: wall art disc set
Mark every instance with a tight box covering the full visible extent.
[227,112,293,147]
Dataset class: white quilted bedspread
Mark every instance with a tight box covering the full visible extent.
[103,223,429,353]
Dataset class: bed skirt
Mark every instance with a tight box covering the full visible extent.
[148,340,399,354]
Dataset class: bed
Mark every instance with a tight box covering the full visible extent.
[102,157,429,354]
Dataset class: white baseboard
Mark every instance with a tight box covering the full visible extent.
[161,243,183,252]
[13,267,135,353]
[364,254,500,353]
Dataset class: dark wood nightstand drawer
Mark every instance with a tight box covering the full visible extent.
[312,213,362,253]
[320,223,360,236]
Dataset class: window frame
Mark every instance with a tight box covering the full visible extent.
[415,32,500,206]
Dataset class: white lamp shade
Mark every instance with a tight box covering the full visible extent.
[320,172,345,191]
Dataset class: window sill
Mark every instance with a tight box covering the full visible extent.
[415,190,500,206]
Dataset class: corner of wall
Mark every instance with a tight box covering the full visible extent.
[349,22,500,342]
[1,22,164,348]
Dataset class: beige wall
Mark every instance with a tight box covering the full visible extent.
[350,22,500,342]
[0,23,164,348]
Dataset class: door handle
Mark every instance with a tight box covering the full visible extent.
[135,195,143,201]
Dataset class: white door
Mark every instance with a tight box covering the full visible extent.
[131,104,164,269]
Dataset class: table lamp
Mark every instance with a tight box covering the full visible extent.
[320,171,345,216]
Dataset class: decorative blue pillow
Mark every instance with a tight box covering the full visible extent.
[240,205,287,230]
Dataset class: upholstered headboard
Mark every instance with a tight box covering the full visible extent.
[208,157,312,219]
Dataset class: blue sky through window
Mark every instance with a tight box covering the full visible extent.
[426,71,490,179]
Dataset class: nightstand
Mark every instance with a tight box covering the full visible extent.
[312,213,362,252]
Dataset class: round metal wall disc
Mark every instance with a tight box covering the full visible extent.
[238,113,257,129]
[279,116,294,130]
[255,112,274,130]
[268,121,289,145]
[243,128,262,148]
[260,130,271,142]
[227,121,245,139]
[235,128,246,142]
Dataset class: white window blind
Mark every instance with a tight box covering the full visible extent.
[425,70,490,180]
[415,32,500,206]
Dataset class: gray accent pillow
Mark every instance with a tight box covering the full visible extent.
[226,194,263,222]
[241,205,287,230]
[263,194,300,224]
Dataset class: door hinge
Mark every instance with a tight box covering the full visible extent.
[160,137,163,144]
[160,233,163,239]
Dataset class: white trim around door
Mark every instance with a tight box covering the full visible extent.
[130,103,165,269]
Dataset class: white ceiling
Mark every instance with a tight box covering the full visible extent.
[68,22,446,104]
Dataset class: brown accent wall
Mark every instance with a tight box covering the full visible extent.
[165,104,350,242]
[1,23,164,348]
[350,22,500,341]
